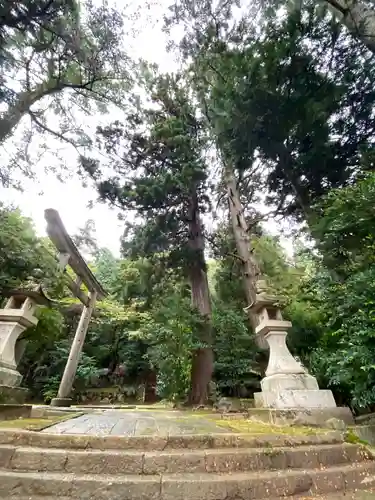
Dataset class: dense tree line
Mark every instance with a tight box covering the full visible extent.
[3,0,375,411]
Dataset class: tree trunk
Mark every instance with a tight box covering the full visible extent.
[225,163,260,329]
[326,0,375,53]
[187,192,214,406]
[0,83,63,144]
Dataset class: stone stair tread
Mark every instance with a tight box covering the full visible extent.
[2,442,366,476]
[0,460,374,481]
[0,428,345,450]
[0,441,358,455]
[1,462,375,499]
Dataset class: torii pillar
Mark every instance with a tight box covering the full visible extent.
[44,209,106,408]
[51,291,97,407]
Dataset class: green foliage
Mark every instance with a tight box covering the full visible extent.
[143,295,197,401]
[213,304,260,395]
[314,173,375,277]
[0,204,59,296]
[0,0,130,185]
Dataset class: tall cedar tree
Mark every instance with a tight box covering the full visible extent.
[165,1,262,328]
[166,1,375,280]
[84,74,214,405]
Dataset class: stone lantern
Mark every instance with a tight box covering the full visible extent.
[0,285,51,402]
[251,280,337,409]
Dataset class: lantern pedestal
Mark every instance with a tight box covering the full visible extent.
[0,287,50,403]
[251,281,337,411]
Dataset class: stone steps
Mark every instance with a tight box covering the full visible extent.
[0,462,375,499]
[0,429,373,499]
[0,428,343,450]
[0,443,368,475]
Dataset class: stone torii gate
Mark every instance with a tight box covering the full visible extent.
[44,209,107,407]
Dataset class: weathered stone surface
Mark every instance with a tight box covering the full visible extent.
[0,386,28,404]
[166,434,213,449]
[0,444,14,467]
[144,450,205,474]
[69,475,161,500]
[247,407,354,426]
[343,462,375,491]
[87,435,168,451]
[1,442,365,476]
[215,397,242,413]
[352,424,375,446]
[205,448,260,473]
[310,467,345,494]
[356,413,375,425]
[11,447,67,472]
[0,404,31,421]
[326,417,347,431]
[161,473,228,500]
[0,453,374,498]
[65,449,143,474]
[0,470,74,497]
[261,373,319,392]
[255,389,337,409]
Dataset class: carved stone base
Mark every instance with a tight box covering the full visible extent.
[254,389,337,409]
[261,373,319,392]
[247,407,354,426]
[0,385,28,404]
[50,397,73,407]
[0,365,22,387]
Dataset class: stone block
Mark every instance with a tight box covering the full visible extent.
[70,475,161,500]
[65,449,143,474]
[87,435,168,451]
[0,404,31,420]
[50,398,73,407]
[343,462,375,491]
[0,444,15,467]
[11,447,67,471]
[205,448,260,473]
[310,468,345,494]
[161,473,228,500]
[0,385,28,404]
[261,373,319,392]
[0,470,74,497]
[144,450,205,474]
[0,366,22,387]
[254,389,337,409]
[166,434,213,449]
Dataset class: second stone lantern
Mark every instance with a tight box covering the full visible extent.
[251,280,337,409]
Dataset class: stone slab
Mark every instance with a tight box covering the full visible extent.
[0,404,31,420]
[254,389,337,409]
[247,407,354,426]
[0,386,28,404]
[352,425,375,445]
[0,427,344,450]
[261,373,319,392]
[0,366,22,387]
[42,410,231,436]
[50,398,73,408]
[0,462,374,499]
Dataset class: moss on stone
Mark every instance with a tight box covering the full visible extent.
[213,418,325,436]
[0,412,82,431]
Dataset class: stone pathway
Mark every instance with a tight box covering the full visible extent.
[43,409,231,436]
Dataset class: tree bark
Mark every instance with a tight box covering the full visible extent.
[187,191,214,406]
[325,0,375,53]
[0,82,64,144]
[225,163,260,329]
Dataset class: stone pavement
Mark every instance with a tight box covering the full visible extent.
[43,409,231,436]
